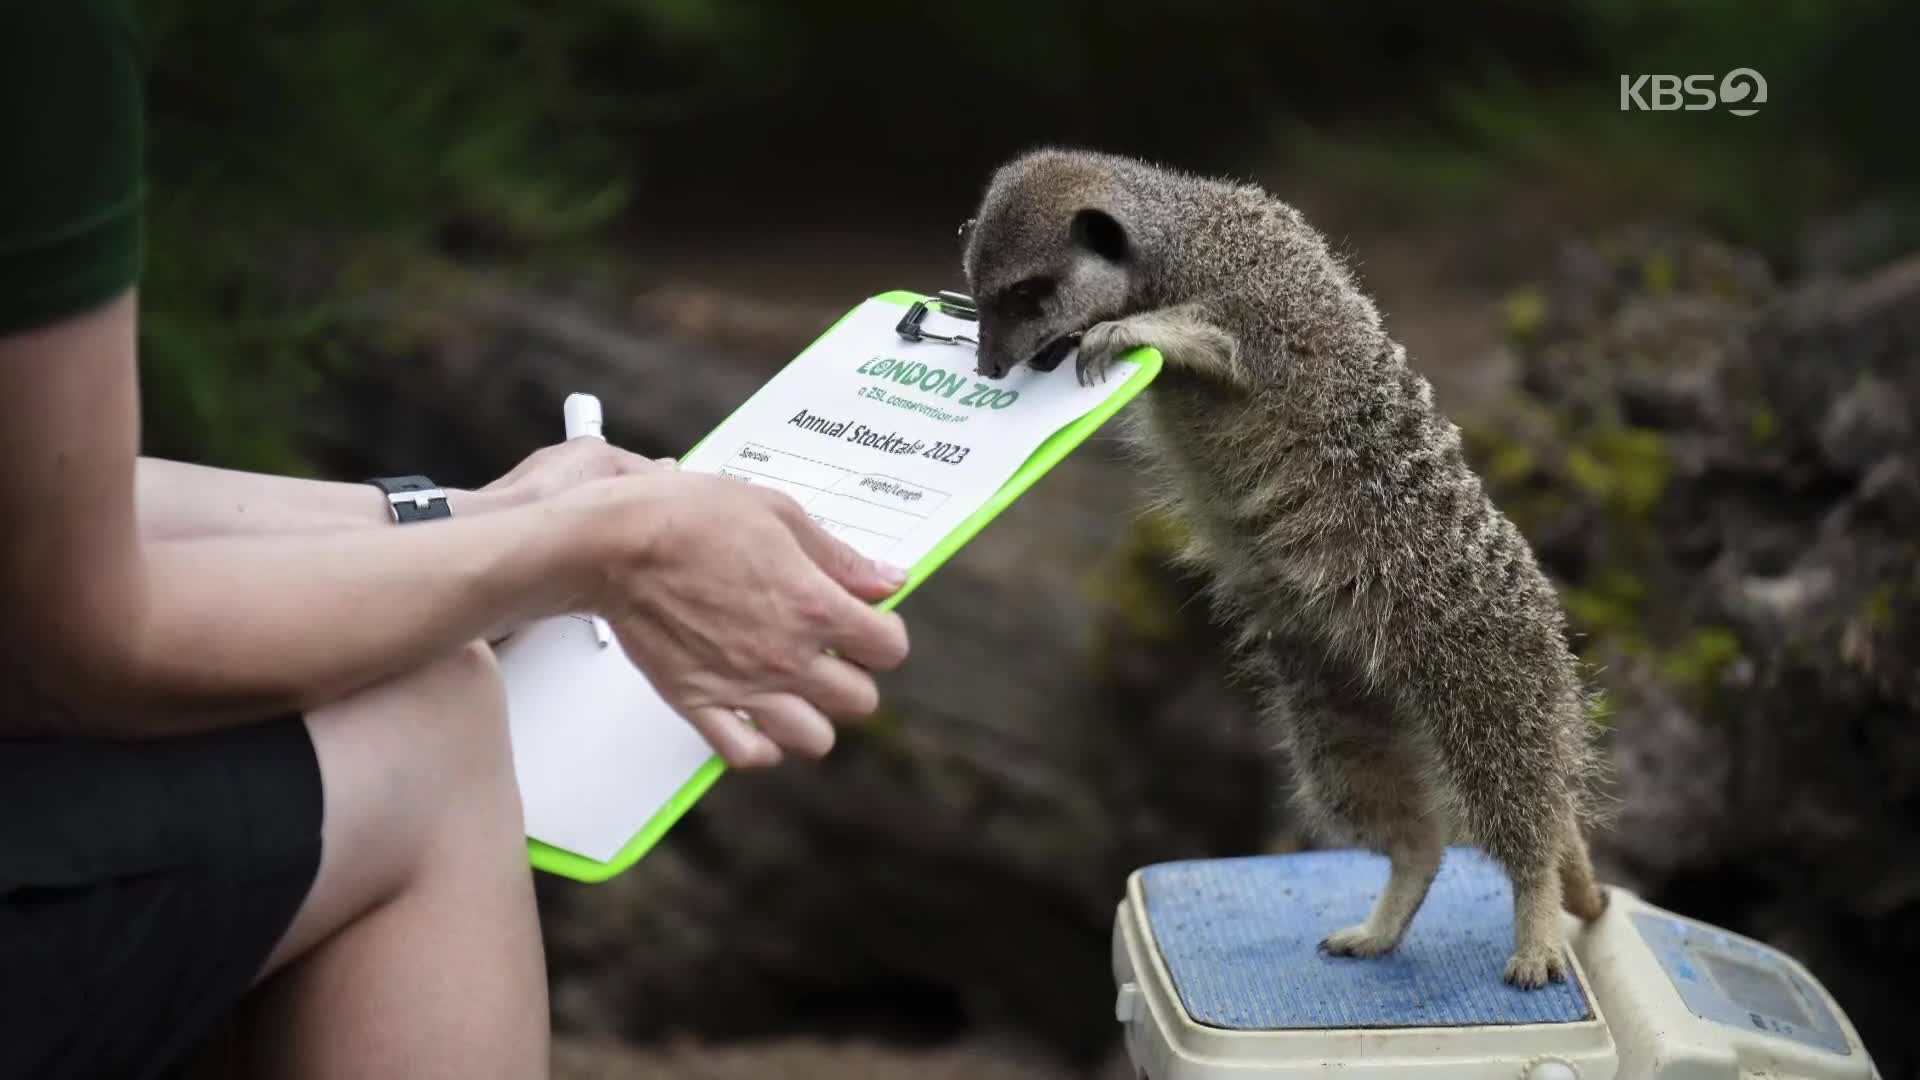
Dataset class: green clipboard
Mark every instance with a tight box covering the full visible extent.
[526,288,1163,883]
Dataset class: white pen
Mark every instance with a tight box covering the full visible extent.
[564,393,616,648]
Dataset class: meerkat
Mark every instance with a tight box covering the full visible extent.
[959,148,1611,988]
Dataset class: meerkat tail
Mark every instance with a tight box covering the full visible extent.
[1557,814,1610,922]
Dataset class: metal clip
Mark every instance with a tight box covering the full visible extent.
[895,290,979,349]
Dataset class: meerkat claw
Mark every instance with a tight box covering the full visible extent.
[1074,321,1127,386]
[1502,950,1568,989]
[1319,925,1400,958]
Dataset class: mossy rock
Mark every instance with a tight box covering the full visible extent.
[1488,442,1539,486]
[1565,425,1672,521]
[1560,567,1653,654]
[1503,490,1572,537]
[1079,509,1199,646]
[1659,626,1743,689]
[1859,584,1898,630]
[1460,413,1548,491]
[1131,507,1194,561]
[1642,251,1678,295]
[1583,688,1616,731]
[841,703,912,757]
[1501,287,1549,345]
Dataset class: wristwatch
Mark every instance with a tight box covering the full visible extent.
[367,475,452,524]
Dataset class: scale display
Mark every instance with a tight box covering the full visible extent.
[1631,911,1851,1056]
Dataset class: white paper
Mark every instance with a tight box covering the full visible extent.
[499,297,1142,863]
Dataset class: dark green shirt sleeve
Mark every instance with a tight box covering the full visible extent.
[0,0,146,336]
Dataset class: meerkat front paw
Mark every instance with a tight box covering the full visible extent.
[1502,948,1569,989]
[1318,924,1402,958]
[1074,319,1137,387]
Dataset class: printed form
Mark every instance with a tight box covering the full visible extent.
[498,297,1145,863]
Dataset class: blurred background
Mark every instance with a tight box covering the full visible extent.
[136,2,1920,1076]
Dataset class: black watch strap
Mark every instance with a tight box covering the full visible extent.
[367,475,452,524]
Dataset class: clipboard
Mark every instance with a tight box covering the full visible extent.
[525,288,1163,883]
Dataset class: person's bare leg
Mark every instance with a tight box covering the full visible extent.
[245,640,548,1080]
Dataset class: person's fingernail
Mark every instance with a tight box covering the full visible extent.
[877,562,909,587]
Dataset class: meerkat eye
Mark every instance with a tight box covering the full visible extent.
[1001,276,1055,317]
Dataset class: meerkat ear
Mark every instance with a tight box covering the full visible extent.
[1069,208,1130,264]
[957,217,980,282]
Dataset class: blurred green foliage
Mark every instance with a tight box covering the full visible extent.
[1399,0,1919,238]
[133,0,1916,473]
[136,0,642,470]
[610,0,1916,234]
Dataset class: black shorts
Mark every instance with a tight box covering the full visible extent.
[0,714,324,1080]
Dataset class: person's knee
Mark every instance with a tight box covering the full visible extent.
[417,639,510,753]
[334,639,523,862]
[265,640,526,976]
[409,640,522,832]
[415,638,507,720]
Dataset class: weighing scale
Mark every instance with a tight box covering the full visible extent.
[1112,848,1878,1078]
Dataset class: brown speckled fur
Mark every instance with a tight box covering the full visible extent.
[962,148,1612,988]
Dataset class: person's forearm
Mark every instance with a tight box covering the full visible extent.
[87,499,602,735]
[135,457,516,539]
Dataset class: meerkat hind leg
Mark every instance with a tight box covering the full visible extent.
[1320,822,1445,958]
[1503,867,1570,988]
[1447,762,1575,988]
[1497,809,1607,988]
[1283,719,1445,959]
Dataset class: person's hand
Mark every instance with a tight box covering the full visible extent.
[464,437,674,514]
[566,470,911,768]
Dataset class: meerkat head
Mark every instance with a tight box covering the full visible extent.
[960,150,1139,380]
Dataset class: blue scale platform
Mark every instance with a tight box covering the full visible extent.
[1139,848,1592,1031]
